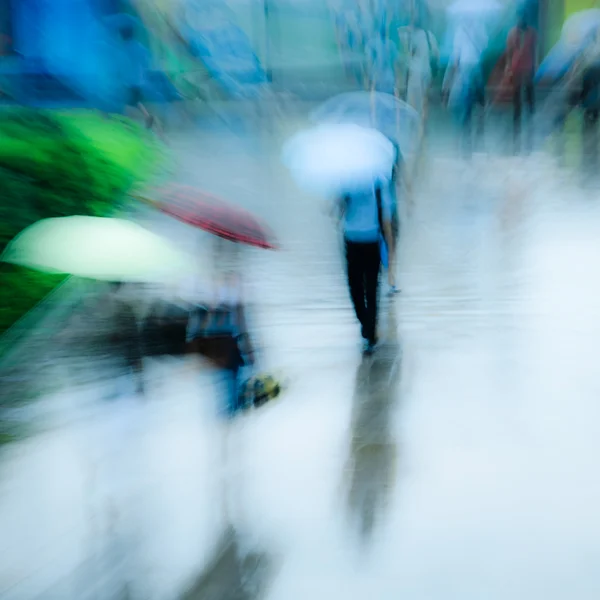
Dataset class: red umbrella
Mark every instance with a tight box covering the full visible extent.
[137,184,277,250]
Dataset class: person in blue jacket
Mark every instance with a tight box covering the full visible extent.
[336,181,394,354]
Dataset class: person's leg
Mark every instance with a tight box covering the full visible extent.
[363,242,381,346]
[462,92,474,159]
[513,79,522,151]
[592,109,599,171]
[525,76,535,116]
[475,77,485,151]
[220,366,241,417]
[120,338,144,396]
[583,108,599,175]
[555,111,566,166]
[583,109,591,173]
[345,240,367,336]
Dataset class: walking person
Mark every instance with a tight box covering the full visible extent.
[106,282,145,398]
[565,30,600,175]
[365,26,400,96]
[335,10,368,87]
[335,181,394,354]
[186,240,256,418]
[399,18,439,122]
[505,10,537,151]
[580,60,600,176]
[442,20,487,157]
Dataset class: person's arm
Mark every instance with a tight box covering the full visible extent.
[428,31,440,61]
[380,185,394,249]
[442,60,456,98]
[443,32,462,94]
[235,303,255,366]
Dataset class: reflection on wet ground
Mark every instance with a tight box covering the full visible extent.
[181,526,275,600]
[344,304,402,546]
[3,113,600,599]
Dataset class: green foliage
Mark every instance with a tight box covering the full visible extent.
[0,109,162,335]
[0,264,65,336]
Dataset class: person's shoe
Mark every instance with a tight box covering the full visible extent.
[388,285,400,296]
[363,340,377,355]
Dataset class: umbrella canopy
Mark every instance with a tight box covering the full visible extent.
[536,14,600,84]
[137,185,277,250]
[282,123,396,196]
[1,216,192,282]
[562,9,600,47]
[310,92,419,158]
[447,0,502,16]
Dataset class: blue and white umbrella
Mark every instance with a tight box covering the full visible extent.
[282,123,397,196]
[446,0,502,17]
[310,91,419,158]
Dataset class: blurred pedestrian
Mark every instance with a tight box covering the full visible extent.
[399,19,439,122]
[186,240,256,418]
[443,20,487,157]
[366,26,400,96]
[565,29,600,173]
[336,182,394,354]
[506,10,537,148]
[107,282,145,398]
[335,10,368,86]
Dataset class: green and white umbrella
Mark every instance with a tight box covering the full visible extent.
[2,216,193,283]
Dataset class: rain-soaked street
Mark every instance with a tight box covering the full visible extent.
[2,108,600,600]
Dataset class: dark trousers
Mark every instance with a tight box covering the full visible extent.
[513,75,535,131]
[345,240,381,344]
[583,109,599,174]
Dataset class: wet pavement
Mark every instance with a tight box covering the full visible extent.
[2,108,600,599]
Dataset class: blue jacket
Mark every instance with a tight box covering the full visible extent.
[340,182,394,243]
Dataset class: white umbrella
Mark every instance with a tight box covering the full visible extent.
[2,216,195,283]
[447,0,502,17]
[310,92,419,158]
[282,124,396,196]
[562,9,600,47]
